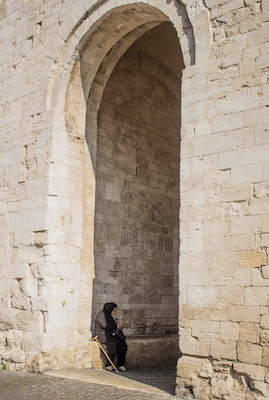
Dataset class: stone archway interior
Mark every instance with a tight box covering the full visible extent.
[91,21,184,336]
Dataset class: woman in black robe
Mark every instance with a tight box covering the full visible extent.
[95,302,127,371]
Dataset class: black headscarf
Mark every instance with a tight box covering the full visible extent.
[103,302,117,315]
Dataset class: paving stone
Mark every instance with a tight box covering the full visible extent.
[0,369,174,400]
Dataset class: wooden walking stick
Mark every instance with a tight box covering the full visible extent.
[91,336,119,373]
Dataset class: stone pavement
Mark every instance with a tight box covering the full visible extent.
[0,367,177,400]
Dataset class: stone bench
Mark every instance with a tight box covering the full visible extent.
[125,334,180,368]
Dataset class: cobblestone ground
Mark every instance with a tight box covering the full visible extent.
[0,370,176,400]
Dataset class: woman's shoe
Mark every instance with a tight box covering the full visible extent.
[118,366,126,371]
[105,366,113,371]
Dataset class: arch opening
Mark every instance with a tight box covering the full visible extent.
[62,1,190,367]
[89,20,183,345]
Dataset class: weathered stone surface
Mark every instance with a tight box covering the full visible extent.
[210,339,237,360]
[233,362,265,381]
[239,251,266,268]
[237,342,263,365]
[239,323,260,343]
[263,347,269,367]
[230,306,260,322]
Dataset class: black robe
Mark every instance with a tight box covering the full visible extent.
[95,303,127,356]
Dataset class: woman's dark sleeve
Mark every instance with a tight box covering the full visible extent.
[96,311,117,330]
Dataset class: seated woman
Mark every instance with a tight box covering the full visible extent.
[95,302,127,371]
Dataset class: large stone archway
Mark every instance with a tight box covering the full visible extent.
[91,25,182,337]
[62,2,187,366]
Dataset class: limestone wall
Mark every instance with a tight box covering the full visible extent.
[176,0,269,396]
[0,0,268,398]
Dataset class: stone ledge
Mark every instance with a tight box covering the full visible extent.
[125,334,180,368]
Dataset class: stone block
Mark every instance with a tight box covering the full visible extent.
[226,127,255,151]
[231,164,263,185]
[231,215,261,235]
[233,362,265,381]
[212,252,238,268]
[20,278,38,297]
[44,310,77,332]
[252,268,269,287]
[245,287,269,306]
[230,306,260,322]
[261,315,269,329]
[213,87,261,117]
[261,233,269,247]
[5,330,23,347]
[260,329,269,345]
[200,133,226,156]
[262,214,269,233]
[237,342,262,364]
[239,250,266,268]
[209,339,237,360]
[181,101,206,124]
[261,265,269,279]
[177,355,204,379]
[263,347,269,367]
[39,278,65,297]
[205,234,254,252]
[0,308,18,329]
[219,322,239,341]
[218,286,245,306]
[31,297,47,311]
[2,148,24,166]
[16,310,43,332]
[1,348,26,363]
[240,59,255,74]
[203,219,230,237]
[252,381,269,397]
[11,296,31,310]
[184,287,219,307]
[221,184,252,202]
[40,332,69,353]
[247,24,269,47]
[21,332,42,353]
[203,169,230,189]
[239,322,260,343]
[254,182,269,197]
[33,231,47,247]
[180,329,209,357]
[192,320,219,338]
[255,123,269,145]
[191,154,218,173]
[218,150,242,169]
[89,341,103,369]
[180,268,209,286]
[212,112,245,134]
[13,232,33,247]
[2,264,28,279]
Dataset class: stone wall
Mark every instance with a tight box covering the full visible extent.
[176,0,269,396]
[0,0,268,398]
